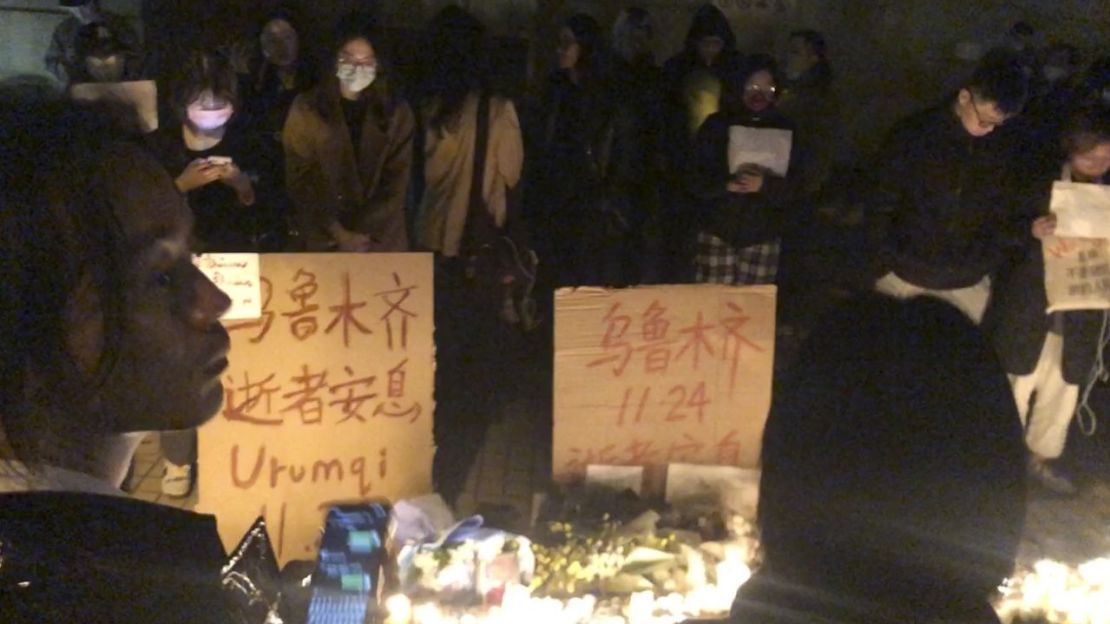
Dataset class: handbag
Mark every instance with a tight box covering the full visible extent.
[463,92,541,332]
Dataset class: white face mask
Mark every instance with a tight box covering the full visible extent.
[336,63,376,93]
[188,105,233,131]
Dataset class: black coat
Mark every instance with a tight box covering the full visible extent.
[868,103,1027,289]
[983,242,1105,384]
[145,122,286,252]
[691,107,798,249]
[0,492,233,623]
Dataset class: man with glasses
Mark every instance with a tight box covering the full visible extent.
[868,55,1029,323]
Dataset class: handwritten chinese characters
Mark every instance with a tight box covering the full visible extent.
[553,285,776,491]
[197,254,434,563]
[1043,237,1110,312]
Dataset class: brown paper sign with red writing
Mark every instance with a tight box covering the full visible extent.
[196,253,434,563]
[1043,236,1110,313]
[553,285,776,495]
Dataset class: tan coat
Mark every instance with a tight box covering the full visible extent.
[282,83,414,251]
[415,93,523,257]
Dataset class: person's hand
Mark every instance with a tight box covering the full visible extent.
[731,169,765,194]
[175,158,222,192]
[1032,214,1057,240]
[212,161,256,205]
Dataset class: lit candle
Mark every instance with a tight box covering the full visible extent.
[627,590,653,622]
[384,594,413,624]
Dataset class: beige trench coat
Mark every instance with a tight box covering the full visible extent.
[283,83,414,251]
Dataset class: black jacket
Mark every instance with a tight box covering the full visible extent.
[660,4,744,173]
[982,169,1109,384]
[692,107,798,248]
[868,103,1026,289]
[145,123,286,252]
[983,242,1106,383]
[0,492,233,623]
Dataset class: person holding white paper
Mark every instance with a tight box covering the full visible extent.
[691,55,797,285]
[983,109,1110,495]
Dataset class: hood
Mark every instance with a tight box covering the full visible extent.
[684,3,737,55]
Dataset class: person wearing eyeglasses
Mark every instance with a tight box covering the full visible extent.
[690,54,799,286]
[282,11,413,252]
[868,53,1029,323]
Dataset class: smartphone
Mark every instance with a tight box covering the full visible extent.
[206,155,233,166]
[306,503,391,624]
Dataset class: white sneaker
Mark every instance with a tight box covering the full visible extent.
[161,461,194,498]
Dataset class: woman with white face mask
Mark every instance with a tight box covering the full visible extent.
[146,52,277,254]
[282,12,414,252]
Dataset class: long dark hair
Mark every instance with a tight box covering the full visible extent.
[418,6,488,134]
[562,13,608,89]
[0,85,132,466]
[170,50,239,124]
[311,11,396,131]
[252,5,317,94]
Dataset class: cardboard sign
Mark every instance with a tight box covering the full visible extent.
[194,253,262,321]
[553,285,776,495]
[69,80,158,133]
[728,126,793,177]
[1043,237,1110,312]
[196,253,435,563]
[1051,181,1110,239]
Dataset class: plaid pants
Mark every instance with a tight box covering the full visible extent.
[694,231,780,285]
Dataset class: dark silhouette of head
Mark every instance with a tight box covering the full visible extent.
[748,294,1025,621]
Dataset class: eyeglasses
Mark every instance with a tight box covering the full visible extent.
[337,55,376,69]
[744,84,777,95]
[969,93,1008,130]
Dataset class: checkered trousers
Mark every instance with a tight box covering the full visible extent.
[694,231,780,285]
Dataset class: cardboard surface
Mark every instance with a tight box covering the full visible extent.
[1043,237,1110,312]
[552,285,776,494]
[196,253,435,563]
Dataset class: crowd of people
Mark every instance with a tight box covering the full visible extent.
[2,1,1110,620]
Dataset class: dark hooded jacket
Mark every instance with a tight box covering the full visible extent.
[867,101,1028,288]
[691,59,800,249]
[661,4,744,171]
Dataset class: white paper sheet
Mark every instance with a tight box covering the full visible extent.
[69,80,158,133]
[728,125,793,177]
[585,464,645,495]
[193,253,262,320]
[665,463,760,517]
[1051,181,1110,239]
